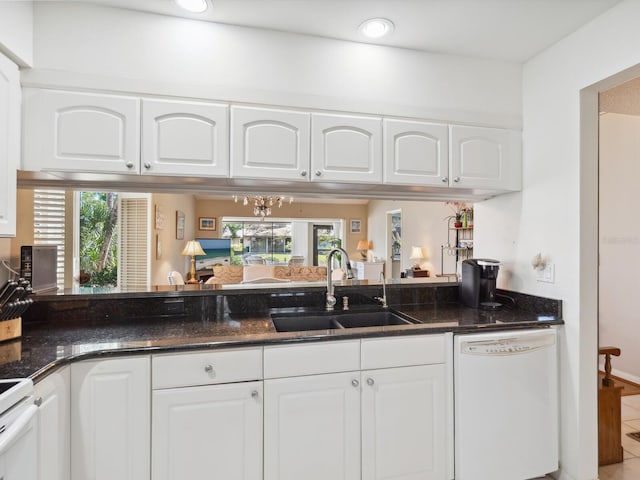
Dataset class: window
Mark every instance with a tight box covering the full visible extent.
[33,189,66,288]
[221,221,292,264]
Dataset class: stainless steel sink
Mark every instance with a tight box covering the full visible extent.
[271,310,413,332]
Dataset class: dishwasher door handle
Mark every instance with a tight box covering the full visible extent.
[0,404,38,454]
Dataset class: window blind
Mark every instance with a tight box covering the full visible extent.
[118,197,149,289]
[33,189,66,288]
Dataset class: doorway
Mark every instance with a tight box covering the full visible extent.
[312,224,335,266]
[598,78,640,478]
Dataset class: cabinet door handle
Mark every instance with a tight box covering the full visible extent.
[251,390,259,399]
[453,177,460,183]
[315,170,322,177]
[351,379,359,387]
[144,162,151,169]
[125,161,134,169]
[441,177,448,183]
[366,377,375,386]
[300,170,307,177]
[204,364,214,374]
[34,396,43,407]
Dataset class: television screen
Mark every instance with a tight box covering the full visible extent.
[195,238,231,270]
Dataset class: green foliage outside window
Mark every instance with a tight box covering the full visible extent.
[79,192,118,286]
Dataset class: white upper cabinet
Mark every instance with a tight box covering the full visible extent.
[311,113,382,183]
[0,52,20,237]
[141,99,229,177]
[449,125,522,191]
[383,119,449,186]
[230,106,310,181]
[23,89,141,174]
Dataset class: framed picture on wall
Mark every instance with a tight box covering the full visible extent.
[176,211,185,240]
[349,219,362,234]
[155,205,165,230]
[199,217,216,231]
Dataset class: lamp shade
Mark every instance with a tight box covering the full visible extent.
[409,246,425,260]
[181,240,206,257]
[357,240,370,250]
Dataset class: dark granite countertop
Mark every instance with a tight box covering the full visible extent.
[0,293,562,382]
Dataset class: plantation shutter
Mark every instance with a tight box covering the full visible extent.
[118,196,150,289]
[33,189,65,288]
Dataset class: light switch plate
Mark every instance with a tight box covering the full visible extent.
[536,263,555,283]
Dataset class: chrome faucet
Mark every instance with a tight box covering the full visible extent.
[374,271,388,308]
[326,247,354,311]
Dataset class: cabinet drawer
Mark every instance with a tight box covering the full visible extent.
[361,334,445,369]
[264,340,360,379]
[152,347,263,389]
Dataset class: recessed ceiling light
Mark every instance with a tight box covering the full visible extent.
[174,0,209,14]
[359,18,394,39]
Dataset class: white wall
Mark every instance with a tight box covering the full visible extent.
[599,112,640,383]
[0,1,33,66]
[479,1,640,478]
[28,2,522,127]
[367,200,452,275]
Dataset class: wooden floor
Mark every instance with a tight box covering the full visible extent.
[600,372,640,396]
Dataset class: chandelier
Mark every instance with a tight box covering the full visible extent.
[233,194,293,218]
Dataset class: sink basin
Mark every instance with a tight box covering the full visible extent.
[271,314,344,332]
[271,310,413,332]
[336,311,413,328]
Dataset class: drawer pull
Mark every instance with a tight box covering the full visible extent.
[204,364,214,374]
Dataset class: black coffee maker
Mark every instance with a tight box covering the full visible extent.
[460,259,502,309]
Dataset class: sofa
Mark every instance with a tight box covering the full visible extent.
[205,265,328,284]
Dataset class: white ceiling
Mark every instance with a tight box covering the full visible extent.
[72,0,621,62]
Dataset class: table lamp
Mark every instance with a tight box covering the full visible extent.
[410,246,425,270]
[357,240,372,260]
[181,240,206,284]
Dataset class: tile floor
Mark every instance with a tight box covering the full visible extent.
[599,394,640,479]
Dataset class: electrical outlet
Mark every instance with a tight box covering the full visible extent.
[536,263,555,283]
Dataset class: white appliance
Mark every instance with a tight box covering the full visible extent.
[0,379,38,480]
[454,328,558,480]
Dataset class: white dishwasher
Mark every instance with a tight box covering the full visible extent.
[454,328,558,480]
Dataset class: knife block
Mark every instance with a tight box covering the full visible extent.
[0,318,22,342]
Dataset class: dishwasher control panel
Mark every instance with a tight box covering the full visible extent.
[461,332,556,356]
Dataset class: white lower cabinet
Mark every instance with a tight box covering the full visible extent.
[151,347,264,480]
[361,364,447,480]
[264,371,361,480]
[264,335,451,480]
[34,366,70,480]
[152,381,263,480]
[70,356,150,480]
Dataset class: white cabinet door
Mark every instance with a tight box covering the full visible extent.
[449,125,521,190]
[22,89,140,174]
[152,381,262,480]
[71,356,150,480]
[231,106,310,181]
[383,119,448,186]
[35,367,70,480]
[141,99,229,177]
[264,372,361,480]
[311,113,382,183]
[0,52,19,237]
[361,364,447,480]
